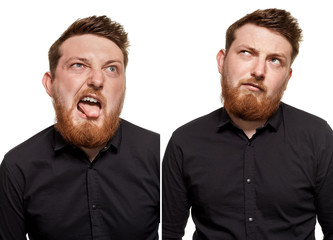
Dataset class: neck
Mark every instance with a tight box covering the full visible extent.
[228,111,266,139]
[80,144,106,162]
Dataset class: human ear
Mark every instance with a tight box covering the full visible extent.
[42,72,54,98]
[216,49,226,74]
[283,68,293,91]
[288,68,293,80]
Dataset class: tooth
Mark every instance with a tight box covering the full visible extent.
[82,97,98,103]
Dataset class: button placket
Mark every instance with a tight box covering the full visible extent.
[244,140,256,238]
[87,165,102,237]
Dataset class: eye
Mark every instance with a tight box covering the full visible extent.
[71,63,84,69]
[240,50,251,55]
[239,50,253,59]
[270,58,281,65]
[106,66,117,72]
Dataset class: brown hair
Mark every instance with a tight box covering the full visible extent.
[225,8,302,63]
[48,15,129,77]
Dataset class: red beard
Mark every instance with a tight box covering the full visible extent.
[221,74,286,121]
[52,88,124,148]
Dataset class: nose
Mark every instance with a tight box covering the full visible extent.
[87,69,104,89]
[251,58,266,81]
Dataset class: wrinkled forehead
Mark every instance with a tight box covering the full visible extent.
[233,24,293,57]
[58,34,124,64]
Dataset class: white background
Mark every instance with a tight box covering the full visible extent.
[1,0,332,239]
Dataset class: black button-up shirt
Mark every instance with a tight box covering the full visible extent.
[162,103,333,240]
[0,119,160,240]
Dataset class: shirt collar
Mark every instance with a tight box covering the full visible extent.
[264,103,283,132]
[217,103,284,132]
[217,107,233,130]
[53,128,68,151]
[101,121,122,153]
[52,120,123,153]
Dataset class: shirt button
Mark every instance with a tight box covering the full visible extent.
[249,217,254,222]
[246,178,251,183]
[92,204,97,210]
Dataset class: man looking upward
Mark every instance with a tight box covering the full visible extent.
[163,8,333,239]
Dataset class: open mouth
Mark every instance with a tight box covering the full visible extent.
[77,96,102,119]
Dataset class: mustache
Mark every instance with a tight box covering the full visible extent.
[74,89,107,105]
[239,78,267,92]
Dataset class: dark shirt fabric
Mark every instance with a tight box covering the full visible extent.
[0,119,160,240]
[162,103,333,240]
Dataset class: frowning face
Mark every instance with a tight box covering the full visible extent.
[43,34,126,148]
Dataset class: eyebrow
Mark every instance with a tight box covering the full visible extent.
[64,57,123,67]
[238,45,288,60]
[64,57,90,66]
[103,59,123,66]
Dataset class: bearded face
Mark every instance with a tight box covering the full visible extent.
[43,34,127,149]
[52,87,124,148]
[221,73,286,121]
[217,24,293,122]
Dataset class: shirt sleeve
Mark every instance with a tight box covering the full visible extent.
[0,159,27,240]
[316,123,333,239]
[162,136,190,240]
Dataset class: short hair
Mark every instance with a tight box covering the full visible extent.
[48,15,129,77]
[225,8,303,63]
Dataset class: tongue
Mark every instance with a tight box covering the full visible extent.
[78,102,100,118]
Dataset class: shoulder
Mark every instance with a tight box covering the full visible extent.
[172,108,222,140]
[281,103,330,131]
[5,126,55,156]
[119,120,160,172]
[280,103,333,149]
[120,119,159,152]
[2,126,56,176]
[120,119,159,140]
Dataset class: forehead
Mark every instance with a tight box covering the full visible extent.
[232,24,292,56]
[59,34,124,62]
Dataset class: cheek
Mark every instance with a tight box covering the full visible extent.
[55,72,84,91]
[225,69,244,88]
[105,82,125,106]
[224,60,249,82]
[52,82,78,108]
[267,77,289,96]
